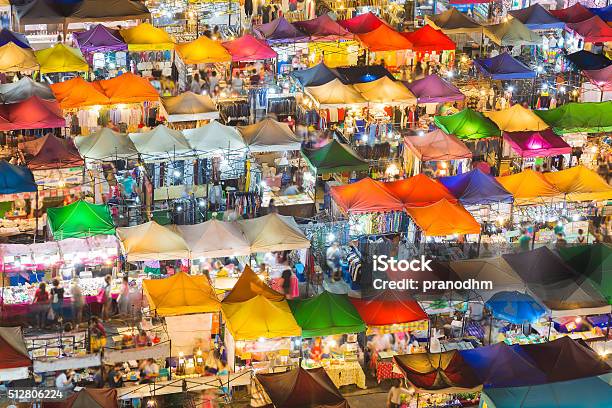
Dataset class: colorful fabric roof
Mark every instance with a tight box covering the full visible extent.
[330,177,405,214]
[0,327,30,371]
[583,65,612,91]
[405,74,464,103]
[0,97,65,131]
[74,127,138,160]
[426,8,483,34]
[47,200,115,239]
[440,168,513,205]
[116,221,190,261]
[509,4,565,30]
[449,257,524,301]
[253,17,308,43]
[73,24,128,54]
[174,220,250,258]
[338,12,387,34]
[567,16,612,43]
[534,101,612,134]
[590,5,612,22]
[350,290,427,326]
[353,76,416,104]
[357,24,413,51]
[383,174,457,207]
[289,291,366,337]
[542,165,612,202]
[34,43,88,74]
[485,291,546,324]
[550,3,595,23]
[0,161,37,194]
[402,25,455,52]
[66,0,150,23]
[559,244,612,304]
[237,213,310,252]
[293,14,354,41]
[291,62,338,87]
[404,129,472,161]
[483,17,542,46]
[503,129,571,158]
[474,52,535,80]
[405,199,481,236]
[0,76,54,104]
[93,72,159,104]
[119,23,174,51]
[237,117,301,152]
[222,295,301,340]
[57,388,118,408]
[128,125,191,158]
[565,50,611,71]
[222,265,285,303]
[434,108,501,140]
[334,64,395,84]
[302,139,368,174]
[183,120,246,156]
[222,34,277,61]
[485,104,549,132]
[305,78,367,107]
[496,169,560,205]
[0,28,30,49]
[0,42,39,73]
[161,91,218,122]
[50,76,110,108]
[142,272,220,316]
[175,35,231,64]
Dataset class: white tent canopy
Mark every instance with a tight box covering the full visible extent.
[305,78,368,108]
[128,125,192,160]
[238,213,310,252]
[238,118,302,152]
[183,120,247,157]
[174,220,251,258]
[116,221,190,261]
[75,127,138,160]
[161,92,219,122]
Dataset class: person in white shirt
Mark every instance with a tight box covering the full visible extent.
[55,370,74,391]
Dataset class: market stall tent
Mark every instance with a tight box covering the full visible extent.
[508,4,565,30]
[449,257,524,301]
[474,52,535,80]
[357,24,413,51]
[293,14,354,42]
[93,72,159,104]
[289,291,365,337]
[237,213,310,252]
[13,0,69,25]
[503,129,571,158]
[128,124,192,159]
[483,17,542,46]
[425,8,483,34]
[566,16,612,43]
[559,244,612,304]
[183,120,246,157]
[330,177,405,214]
[161,92,219,122]
[256,367,349,408]
[66,0,151,23]
[119,22,174,50]
[534,101,612,134]
[53,388,118,408]
[174,220,250,258]
[0,327,31,381]
[253,16,309,43]
[0,160,37,194]
[405,74,465,103]
[0,28,30,49]
[34,43,89,74]
[484,291,546,324]
[222,265,285,303]
[496,169,561,205]
[305,78,367,107]
[565,50,611,71]
[175,35,231,64]
[73,24,128,54]
[47,200,115,239]
[0,42,39,72]
[484,104,549,132]
[74,127,138,160]
[590,5,612,22]
[50,76,111,108]
[353,76,416,104]
[19,133,81,169]
[116,221,191,261]
[440,168,513,205]
[350,290,428,327]
[222,295,301,340]
[334,64,395,84]
[0,76,55,104]
[383,174,457,207]
[238,117,302,152]
[338,12,387,34]
[222,34,277,61]
[403,129,472,161]
[142,272,221,316]
[405,199,481,236]
[550,3,595,23]
[434,108,501,140]
[583,65,612,91]
[543,165,612,202]
[302,139,368,174]
[402,24,455,52]
[291,62,339,87]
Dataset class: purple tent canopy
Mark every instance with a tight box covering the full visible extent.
[405,74,464,103]
[439,168,513,205]
[293,14,354,41]
[253,17,308,43]
[73,24,127,54]
[503,129,571,158]
[474,52,536,80]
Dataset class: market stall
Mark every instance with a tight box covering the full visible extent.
[0,160,39,236]
[449,257,525,302]
[405,74,465,105]
[222,265,285,304]
[34,43,89,75]
[534,101,612,134]
[474,52,536,80]
[559,244,611,305]
[238,213,310,253]
[182,120,247,158]
[119,22,174,77]
[74,127,139,161]
[0,97,65,131]
[19,134,83,171]
[0,76,55,104]
[46,200,115,240]
[434,108,501,140]
[496,169,561,206]
[484,104,549,133]
[160,91,219,124]
[0,326,31,381]
[482,17,542,47]
[116,220,190,261]
[174,219,250,259]
[502,129,572,161]
[425,8,483,52]
[222,34,277,62]
[403,128,472,176]
[509,4,566,31]
[0,42,39,73]
[440,168,513,206]
[73,24,128,73]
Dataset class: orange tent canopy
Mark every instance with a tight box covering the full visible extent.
[382,174,457,207]
[330,177,405,214]
[50,76,110,108]
[497,169,561,205]
[222,265,285,304]
[406,198,481,236]
[357,24,413,51]
[93,72,159,104]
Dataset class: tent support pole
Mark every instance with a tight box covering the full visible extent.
[547,316,552,341]
[488,314,493,345]
[34,188,39,244]
[606,314,611,341]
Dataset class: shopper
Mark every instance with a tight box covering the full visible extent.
[101,274,113,320]
[50,279,65,325]
[32,282,50,329]
[117,276,130,316]
[70,278,84,325]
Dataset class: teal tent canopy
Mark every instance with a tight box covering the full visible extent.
[434,108,501,140]
[302,140,369,174]
[534,102,612,134]
[47,200,115,239]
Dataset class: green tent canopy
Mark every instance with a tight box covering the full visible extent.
[288,291,366,337]
[559,244,612,304]
[534,102,612,134]
[47,200,115,239]
[434,108,501,140]
[301,140,369,174]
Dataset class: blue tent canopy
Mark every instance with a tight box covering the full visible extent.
[589,5,612,22]
[0,28,31,49]
[474,53,536,80]
[0,160,37,194]
[334,64,395,84]
[480,373,612,408]
[565,50,612,71]
[485,290,546,324]
[460,342,547,388]
[509,4,566,30]
[439,169,513,206]
[291,62,339,87]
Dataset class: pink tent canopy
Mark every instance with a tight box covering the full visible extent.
[567,16,612,43]
[222,34,277,61]
[503,129,572,158]
[0,96,65,131]
[404,129,472,161]
[338,12,387,34]
[583,65,612,91]
[293,14,354,41]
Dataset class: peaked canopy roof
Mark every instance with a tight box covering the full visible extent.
[14,0,70,25]
[222,265,285,303]
[292,62,338,87]
[66,0,150,23]
[583,65,612,91]
[161,91,218,122]
[93,72,159,104]
[483,17,542,46]
[334,64,395,84]
[350,290,428,326]
[183,120,246,156]
[382,174,457,207]
[0,161,37,194]
[19,133,82,169]
[449,257,524,301]
[405,199,481,236]
[175,35,231,64]
[426,8,483,34]
[353,76,416,104]
[237,117,301,152]
[57,388,118,408]
[405,74,464,103]
[289,291,366,337]
[237,213,310,252]
[174,220,250,258]
[256,367,349,408]
[142,272,220,316]
[0,326,31,371]
[509,4,565,30]
[543,165,612,202]
[560,244,612,304]
[440,168,513,205]
[116,221,190,261]
[394,351,481,393]
[534,101,612,134]
[590,5,612,21]
[0,76,54,104]
[550,3,595,23]
[484,291,546,324]
[222,295,301,340]
[0,28,30,49]
[50,76,110,108]
[565,50,611,71]
[34,43,89,74]
[74,127,138,160]
[305,78,367,107]
[404,129,472,161]
[503,129,571,158]
[402,25,455,52]
[435,108,501,140]
[47,200,115,239]
[338,12,387,34]
[129,125,192,158]
[253,16,309,43]
[496,169,561,205]
[293,14,353,41]
[222,34,277,61]
[73,24,127,54]
[302,139,368,174]
[475,52,535,80]
[357,24,413,51]
[119,23,174,50]
[330,177,405,214]
[567,16,612,43]
[485,104,549,132]
[0,42,38,73]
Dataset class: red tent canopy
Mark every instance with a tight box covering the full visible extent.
[550,3,595,23]
[330,177,405,214]
[382,174,457,207]
[0,96,65,130]
[222,34,277,61]
[402,25,456,52]
[357,24,413,51]
[350,291,427,326]
[0,327,30,370]
[19,134,83,170]
[567,16,612,43]
[338,12,387,34]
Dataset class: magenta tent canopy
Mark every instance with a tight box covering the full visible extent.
[405,74,464,103]
[73,24,127,54]
[293,14,354,41]
[0,96,65,131]
[222,34,277,61]
[583,65,612,91]
[338,12,387,34]
[503,129,572,158]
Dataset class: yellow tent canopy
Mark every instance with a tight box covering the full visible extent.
[353,76,417,105]
[142,272,221,316]
[484,104,549,132]
[222,295,301,340]
[120,23,175,51]
[305,78,367,108]
[0,42,39,73]
[543,165,612,202]
[116,221,190,261]
[34,44,89,74]
[222,266,285,304]
[497,169,561,205]
[176,36,231,64]
[406,199,481,236]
